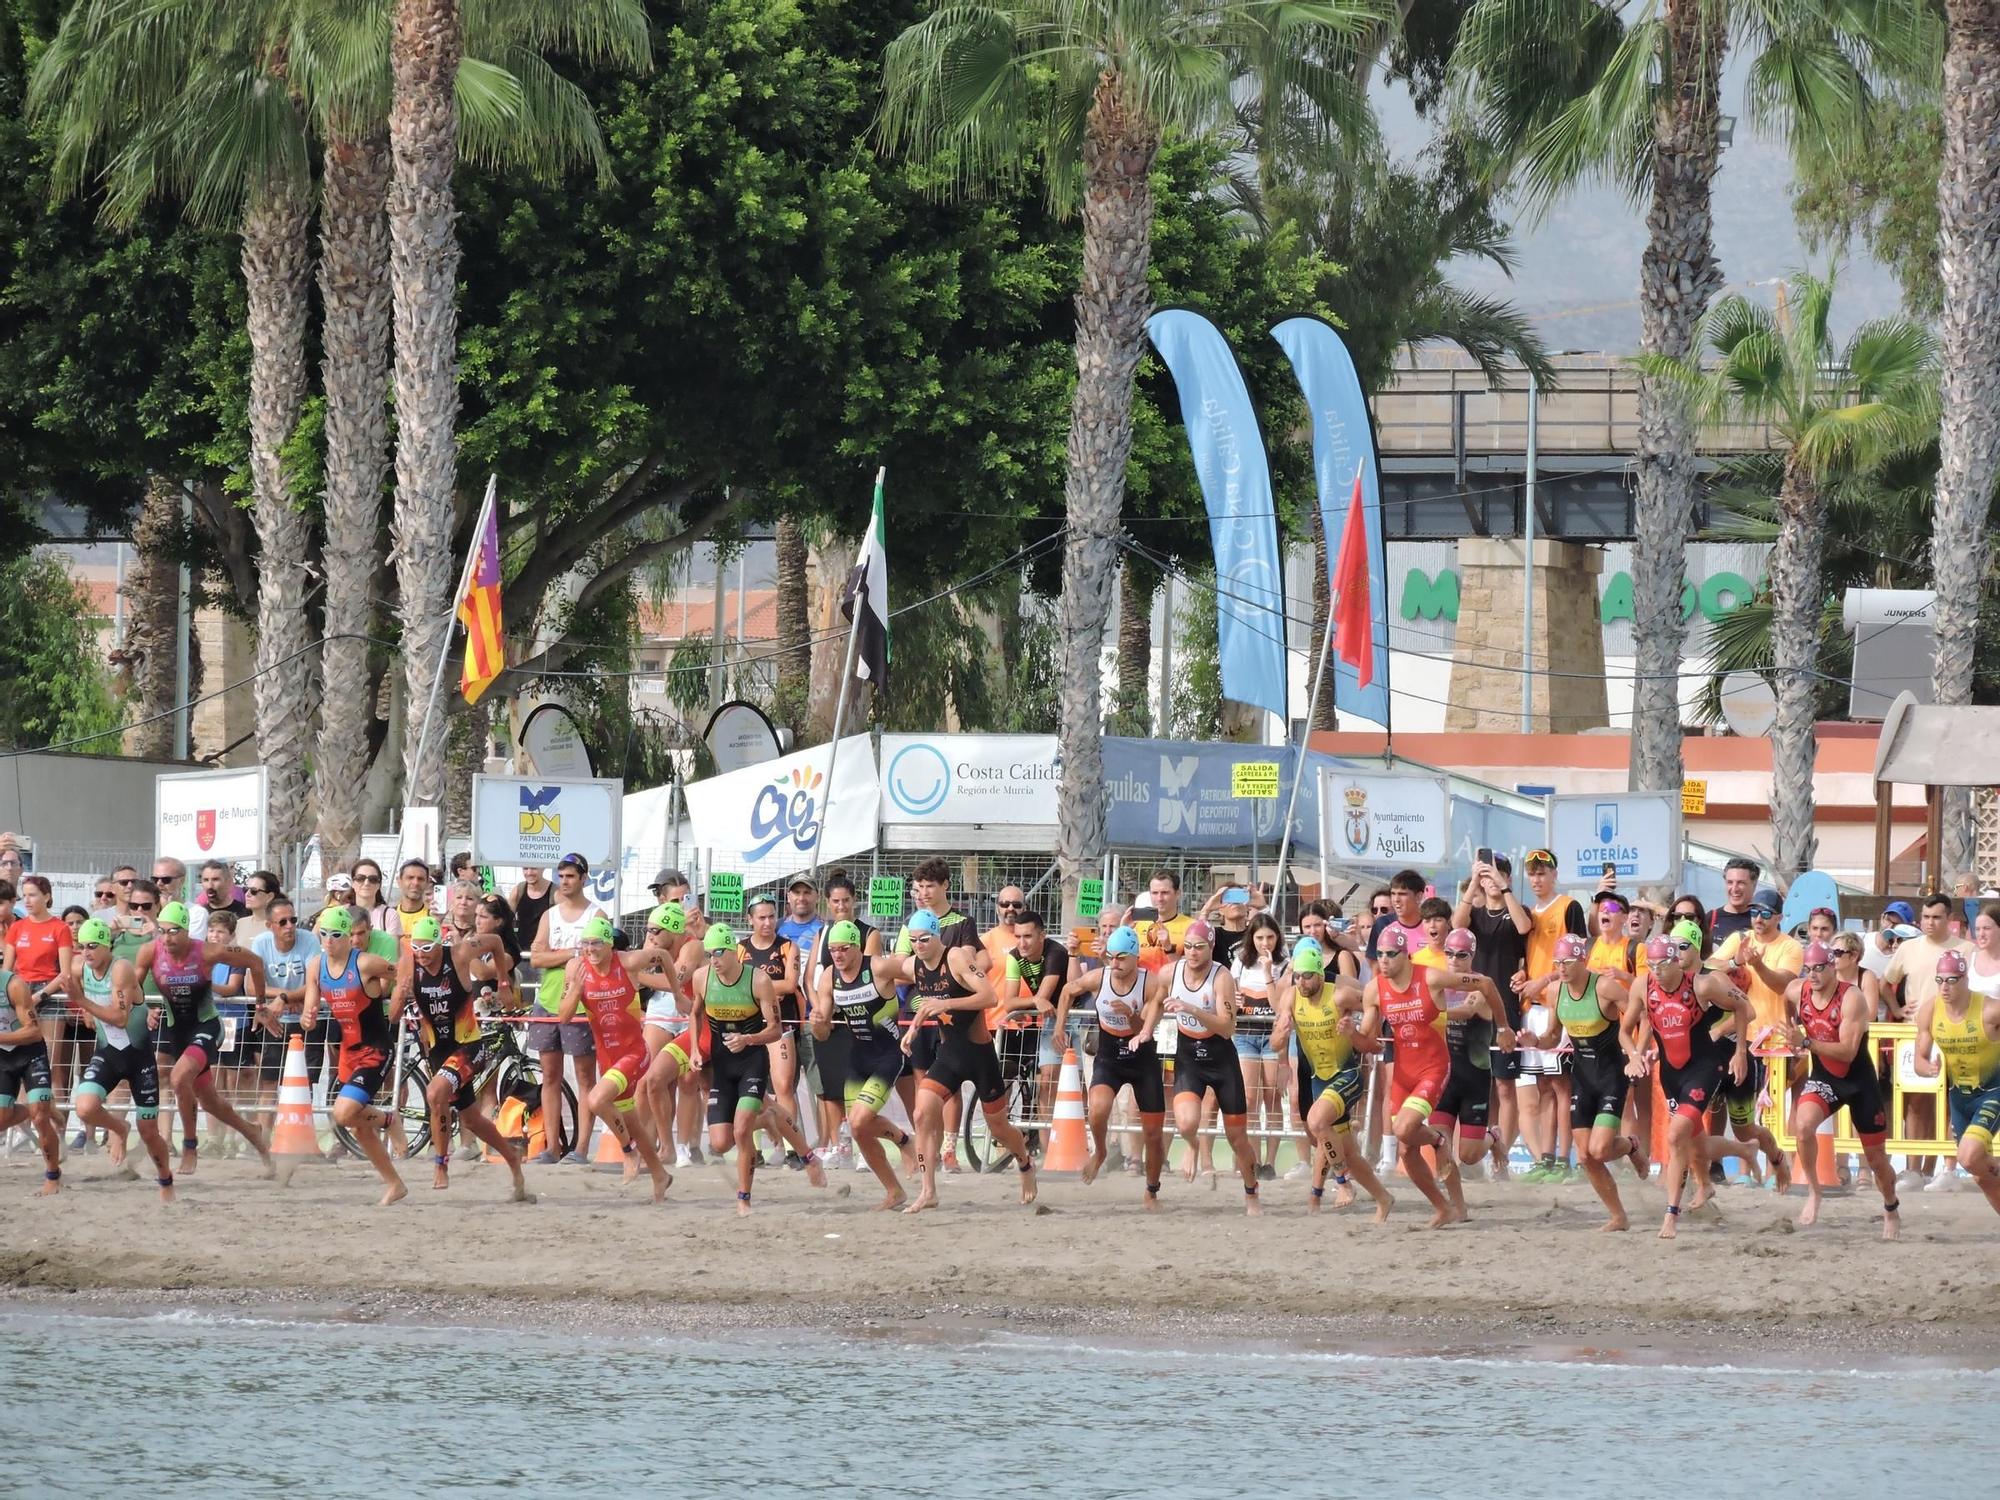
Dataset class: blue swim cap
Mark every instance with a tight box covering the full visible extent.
[1104,926,1140,957]
[906,910,942,938]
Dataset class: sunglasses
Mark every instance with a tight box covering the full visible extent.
[1371,904,1392,915]
[152,873,178,884]
[130,902,156,912]
[115,877,134,886]
[997,900,1023,910]
[272,916,297,927]
[1881,934,1902,946]
[353,873,380,882]
[94,890,115,901]
[1748,907,1775,920]
[247,886,270,897]
[1525,850,1556,867]
[158,923,185,934]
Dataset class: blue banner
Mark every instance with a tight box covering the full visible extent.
[1104,737,1324,852]
[1270,317,1389,726]
[1146,310,1289,721]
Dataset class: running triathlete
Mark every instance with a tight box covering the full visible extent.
[1623,934,1751,1239]
[691,923,825,1215]
[1913,949,2000,1220]
[0,960,61,1195]
[637,903,699,1165]
[136,900,273,1178]
[1362,927,1506,1229]
[555,915,677,1203]
[396,915,530,1201]
[65,918,173,1199]
[1518,933,1647,1230]
[901,909,1037,1214]
[811,920,920,1209]
[1426,927,1514,1221]
[1272,941,1392,1221]
[1054,925,1167,1207]
[301,907,404,1205]
[1163,921,1262,1215]
[1784,940,1897,1237]
[739,896,805,1169]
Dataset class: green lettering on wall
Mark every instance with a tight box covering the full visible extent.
[1401,569,1460,622]
[1699,572,1753,619]
[1599,571,1633,624]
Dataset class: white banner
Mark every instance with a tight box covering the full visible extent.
[1546,792,1681,885]
[686,735,878,886]
[471,775,624,909]
[1318,770,1451,866]
[880,733,1061,824]
[156,767,268,866]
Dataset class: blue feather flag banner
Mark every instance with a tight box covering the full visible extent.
[1271,317,1389,727]
[1146,309,1289,720]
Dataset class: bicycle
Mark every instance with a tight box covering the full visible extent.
[333,1017,578,1163]
[959,1021,1046,1173]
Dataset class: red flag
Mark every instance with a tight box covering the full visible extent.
[1331,465,1372,688]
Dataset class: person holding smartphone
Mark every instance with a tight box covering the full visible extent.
[1454,852,1531,1178]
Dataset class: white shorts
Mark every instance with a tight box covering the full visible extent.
[1515,1005,1568,1081]
[644,995,688,1030]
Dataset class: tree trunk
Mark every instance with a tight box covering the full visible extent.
[1767,462,1823,877]
[1310,519,1334,730]
[241,184,317,858]
[774,515,810,719]
[315,128,394,861]
[1628,0,1724,795]
[806,533,859,743]
[1056,76,1159,891]
[119,475,185,759]
[389,0,465,808]
[1112,553,1155,735]
[1933,0,2000,873]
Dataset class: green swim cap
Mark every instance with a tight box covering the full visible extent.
[77,917,113,946]
[649,902,688,934]
[409,916,442,944]
[317,906,353,937]
[1290,941,1326,975]
[581,915,616,943]
[158,901,191,930]
[702,922,736,953]
[1670,919,1704,949]
[827,919,862,947]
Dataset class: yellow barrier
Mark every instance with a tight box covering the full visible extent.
[1762,1022,1955,1157]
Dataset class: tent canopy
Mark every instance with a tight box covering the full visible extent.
[1873,692,2000,788]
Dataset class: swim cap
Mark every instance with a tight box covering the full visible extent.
[702,922,736,953]
[158,901,191,930]
[77,917,112,946]
[1554,933,1590,962]
[906,910,942,939]
[581,915,616,943]
[1104,926,1140,957]
[317,907,353,937]
[1645,935,1674,964]
[649,902,688,934]
[1184,920,1214,946]
[409,916,442,944]
[1443,927,1477,955]
[1670,919,1704,948]
[1376,927,1411,956]
[827,919,862,947]
[1290,941,1325,975]
[1938,949,1969,978]
[1802,940,1833,967]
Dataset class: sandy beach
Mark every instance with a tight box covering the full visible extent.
[7,1151,1999,1362]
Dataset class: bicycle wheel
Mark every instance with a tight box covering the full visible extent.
[331,1056,433,1161]
[958,1084,990,1172]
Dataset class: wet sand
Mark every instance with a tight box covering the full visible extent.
[6,1153,1999,1364]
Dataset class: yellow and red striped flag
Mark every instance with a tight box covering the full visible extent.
[457,490,504,703]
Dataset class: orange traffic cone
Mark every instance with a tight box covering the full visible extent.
[269,1035,320,1155]
[1042,1048,1088,1171]
[594,1119,627,1166]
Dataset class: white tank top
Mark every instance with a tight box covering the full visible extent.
[1094,966,1145,1036]
[1971,953,2000,1001]
[1172,959,1221,1037]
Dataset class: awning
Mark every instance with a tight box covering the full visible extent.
[1873,691,2000,788]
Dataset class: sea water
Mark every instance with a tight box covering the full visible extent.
[0,1306,1982,1498]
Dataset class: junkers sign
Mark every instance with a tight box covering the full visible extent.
[879,735,1062,824]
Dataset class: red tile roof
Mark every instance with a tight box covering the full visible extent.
[639,588,778,644]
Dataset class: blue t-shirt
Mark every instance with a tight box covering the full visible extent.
[778,914,824,957]
[252,929,322,1011]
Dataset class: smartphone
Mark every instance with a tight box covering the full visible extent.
[1330,917,1350,933]
[1475,847,1494,868]
[1603,862,1617,879]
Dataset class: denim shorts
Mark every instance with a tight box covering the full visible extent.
[1038,1011,1092,1069]
[1233,1031,1276,1060]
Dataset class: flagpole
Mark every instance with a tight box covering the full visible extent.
[1273,459,1355,894]
[807,466,883,885]
[410,474,498,801]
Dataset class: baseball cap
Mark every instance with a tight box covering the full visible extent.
[1750,885,1783,912]
[701,922,736,953]
[581,915,616,943]
[1883,900,1916,924]
[649,902,687,934]
[556,852,589,876]
[1443,927,1476,955]
[1670,919,1704,948]
[1184,920,1214,946]
[1802,940,1832,967]
[409,916,442,944]
[326,872,354,894]
[788,876,817,892]
[1645,935,1674,964]
[317,907,353,937]
[1290,941,1325,975]
[1938,949,1969,978]
[827,919,862,947]
[906,910,942,939]
[1376,927,1411,956]
[1104,926,1140,957]
[77,917,112,947]
[1220,887,1249,905]
[1555,932,1589,962]
[650,868,685,892]
[157,901,191,930]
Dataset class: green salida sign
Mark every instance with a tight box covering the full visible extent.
[1399,567,1759,626]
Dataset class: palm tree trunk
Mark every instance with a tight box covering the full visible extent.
[1056,78,1159,890]
[1767,463,1823,877]
[119,475,184,759]
[1113,554,1155,735]
[1629,0,1724,794]
[389,0,465,807]
[774,515,810,715]
[806,533,859,742]
[241,184,316,859]
[315,128,393,862]
[1933,0,2000,873]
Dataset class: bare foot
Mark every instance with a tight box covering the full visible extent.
[1019,1166,1037,1206]
[806,1155,827,1189]
[622,1152,641,1184]
[106,1131,127,1168]
[158,1180,176,1203]
[1773,1154,1792,1196]
[1333,1181,1356,1208]
[1179,1152,1198,1184]
[1627,1138,1650,1182]
[1425,1204,1451,1229]
[1689,1183,1713,1211]
[1372,1192,1395,1223]
[1081,1149,1104,1186]
[1245,1191,1263,1218]
[36,1176,62,1197]
[876,1189,908,1211]
[179,1145,197,1176]
[379,1181,408,1206]
[1882,1207,1901,1241]
[736,1195,753,1218]
[1308,1191,1323,1215]
[650,1167,672,1204]
[1659,1213,1679,1240]
[1202,1168,1218,1191]
[1598,1213,1629,1232]
[509,1170,534,1204]
[903,1185,938,1215]
[1797,1193,1821,1228]
[256,1148,276,1180]
[433,1160,450,1191]
[1142,1188,1161,1213]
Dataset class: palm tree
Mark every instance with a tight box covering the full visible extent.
[1932,0,2000,872]
[1640,271,1935,875]
[1451,0,1938,799]
[879,0,1392,892]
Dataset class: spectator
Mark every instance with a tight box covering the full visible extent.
[1368,870,1428,960]
[383,858,434,938]
[1141,869,1194,962]
[1667,895,1711,960]
[250,896,326,1149]
[151,856,208,940]
[780,876,826,957]
[90,875,122,924]
[1456,854,1530,1178]
[1709,858,1760,947]
[199,859,248,918]
[511,866,555,977]
[347,859,389,929]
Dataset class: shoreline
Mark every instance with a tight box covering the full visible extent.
[7,1155,2000,1368]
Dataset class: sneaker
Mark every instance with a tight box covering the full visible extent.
[784,1151,807,1172]
[1374,1149,1397,1174]
[1894,1168,1928,1190]
[1256,1163,1277,1182]
[1284,1162,1310,1181]
[686,1146,706,1166]
[1564,1164,1588,1185]
[558,1150,590,1166]
[1925,1169,1962,1193]
[68,1129,89,1152]
[675,1145,693,1168]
